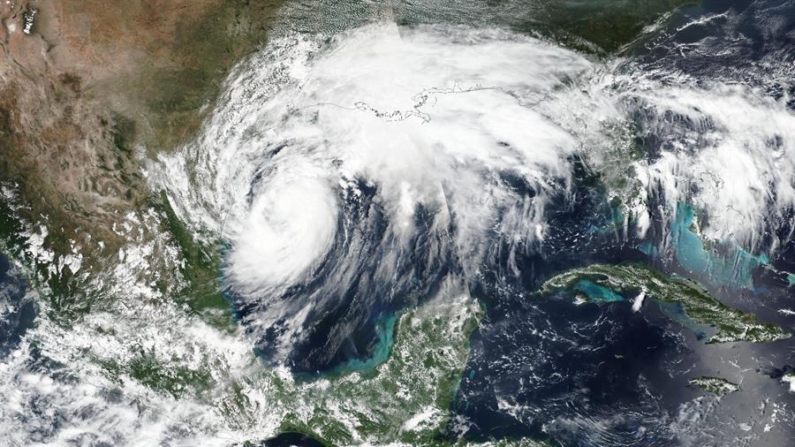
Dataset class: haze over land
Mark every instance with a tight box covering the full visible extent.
[2,1,795,446]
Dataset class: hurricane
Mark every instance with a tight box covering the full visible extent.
[158,16,795,368]
[3,0,795,446]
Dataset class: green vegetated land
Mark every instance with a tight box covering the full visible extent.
[541,263,790,344]
[540,0,699,53]
[0,2,707,445]
[688,376,740,396]
[242,296,485,446]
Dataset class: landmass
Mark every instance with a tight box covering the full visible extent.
[0,0,283,323]
[0,1,710,445]
[0,0,698,325]
[541,263,790,344]
[242,295,482,446]
[688,376,741,396]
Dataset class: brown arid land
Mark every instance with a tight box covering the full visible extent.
[0,0,282,319]
[0,0,691,322]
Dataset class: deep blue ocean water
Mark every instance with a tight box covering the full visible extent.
[451,2,795,444]
[0,252,34,358]
[227,0,795,444]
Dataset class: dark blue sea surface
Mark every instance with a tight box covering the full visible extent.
[223,0,795,444]
[450,1,795,444]
[0,252,34,358]
[227,177,454,375]
[260,432,327,447]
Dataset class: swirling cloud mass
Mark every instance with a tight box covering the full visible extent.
[155,22,795,370]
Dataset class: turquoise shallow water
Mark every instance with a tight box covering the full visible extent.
[655,300,714,341]
[670,204,768,289]
[318,313,399,378]
[636,203,795,291]
[573,279,624,303]
[557,275,718,342]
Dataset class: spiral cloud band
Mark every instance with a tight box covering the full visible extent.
[153,22,795,370]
